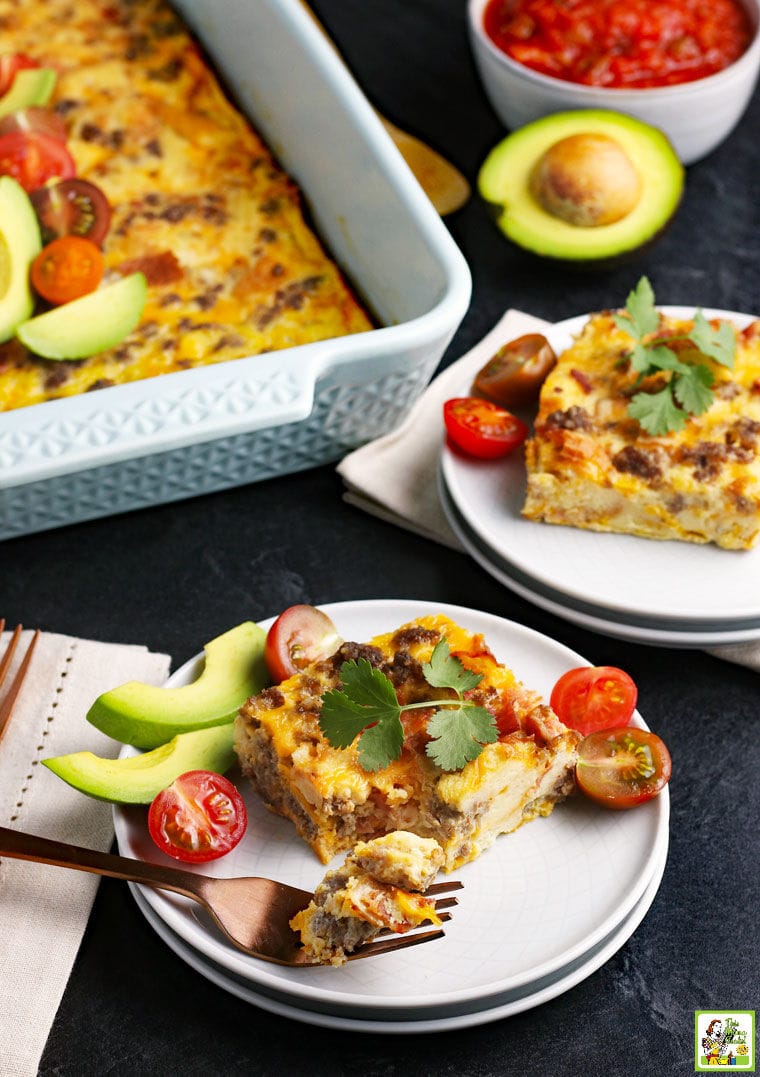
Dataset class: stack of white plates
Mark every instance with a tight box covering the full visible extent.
[439,308,760,648]
[114,600,669,1031]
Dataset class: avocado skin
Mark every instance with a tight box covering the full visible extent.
[86,621,270,749]
[478,109,684,268]
[42,724,236,804]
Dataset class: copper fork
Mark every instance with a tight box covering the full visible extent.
[0,825,461,966]
[0,621,40,746]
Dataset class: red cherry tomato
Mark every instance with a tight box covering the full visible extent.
[30,178,112,246]
[0,130,75,192]
[472,333,557,410]
[0,106,68,143]
[550,666,638,735]
[443,397,529,459]
[148,770,248,863]
[31,235,105,305]
[0,54,39,98]
[575,727,672,809]
[264,604,343,683]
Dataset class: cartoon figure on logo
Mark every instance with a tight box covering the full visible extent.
[701,1020,735,1066]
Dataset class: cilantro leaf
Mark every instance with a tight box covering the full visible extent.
[356,718,405,772]
[673,362,714,415]
[614,276,659,340]
[641,345,688,374]
[628,387,688,436]
[422,639,483,694]
[319,658,400,749]
[425,705,498,772]
[688,310,736,369]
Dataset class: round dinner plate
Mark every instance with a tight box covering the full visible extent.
[114,599,669,1022]
[129,842,667,1032]
[439,476,760,647]
[441,307,760,627]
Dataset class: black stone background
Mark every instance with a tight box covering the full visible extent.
[2,1,756,1074]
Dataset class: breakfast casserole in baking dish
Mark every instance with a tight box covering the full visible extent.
[523,311,760,549]
[0,0,372,412]
[235,614,581,872]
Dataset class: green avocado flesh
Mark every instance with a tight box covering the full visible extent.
[478,110,684,263]
[87,621,269,750]
[0,68,56,119]
[42,723,236,804]
[16,272,147,359]
[0,177,42,342]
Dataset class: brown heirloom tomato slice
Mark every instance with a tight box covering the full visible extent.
[264,604,343,683]
[443,397,529,459]
[472,333,557,409]
[30,178,112,246]
[148,770,248,863]
[575,727,672,809]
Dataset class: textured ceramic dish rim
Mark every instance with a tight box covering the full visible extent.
[113,598,668,1016]
[128,842,667,1032]
[440,307,760,625]
[0,0,471,490]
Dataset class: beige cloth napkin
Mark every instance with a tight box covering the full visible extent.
[337,309,760,671]
[0,629,170,1077]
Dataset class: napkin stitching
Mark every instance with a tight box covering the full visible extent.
[6,639,77,825]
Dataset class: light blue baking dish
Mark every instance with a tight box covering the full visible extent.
[0,0,471,540]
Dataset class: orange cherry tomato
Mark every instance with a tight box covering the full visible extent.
[443,397,529,459]
[30,235,105,305]
[472,333,557,410]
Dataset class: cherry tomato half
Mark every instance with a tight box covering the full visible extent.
[0,130,75,192]
[443,397,529,459]
[550,666,638,736]
[31,235,105,305]
[575,727,672,809]
[0,54,39,98]
[0,106,68,143]
[31,178,112,246]
[148,770,248,863]
[472,333,557,410]
[264,604,343,683]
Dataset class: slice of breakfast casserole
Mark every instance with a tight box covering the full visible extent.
[290,831,444,966]
[234,614,580,871]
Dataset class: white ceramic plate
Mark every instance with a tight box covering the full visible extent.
[439,477,760,647]
[441,308,760,626]
[129,843,667,1032]
[114,599,668,1021]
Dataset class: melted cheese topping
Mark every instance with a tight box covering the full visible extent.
[0,0,372,411]
[523,313,760,548]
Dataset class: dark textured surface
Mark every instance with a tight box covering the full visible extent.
[4,1,757,1074]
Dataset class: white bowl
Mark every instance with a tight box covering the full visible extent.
[468,0,760,164]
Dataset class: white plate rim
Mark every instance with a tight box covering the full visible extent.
[439,475,760,647]
[113,598,669,1015]
[129,842,667,1032]
[441,306,760,625]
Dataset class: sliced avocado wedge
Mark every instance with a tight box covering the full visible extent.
[478,110,684,265]
[16,272,147,360]
[0,176,42,342]
[87,621,269,750]
[42,723,236,804]
[0,68,56,119]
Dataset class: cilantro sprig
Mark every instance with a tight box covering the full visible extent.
[613,277,736,436]
[318,639,498,773]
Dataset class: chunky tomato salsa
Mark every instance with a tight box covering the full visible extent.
[483,0,753,88]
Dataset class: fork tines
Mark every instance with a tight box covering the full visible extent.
[0,621,40,744]
[347,880,463,961]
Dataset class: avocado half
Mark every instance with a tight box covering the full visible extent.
[478,110,684,265]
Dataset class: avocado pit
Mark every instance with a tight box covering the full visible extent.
[530,132,642,228]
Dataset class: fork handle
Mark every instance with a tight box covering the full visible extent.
[0,825,205,900]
